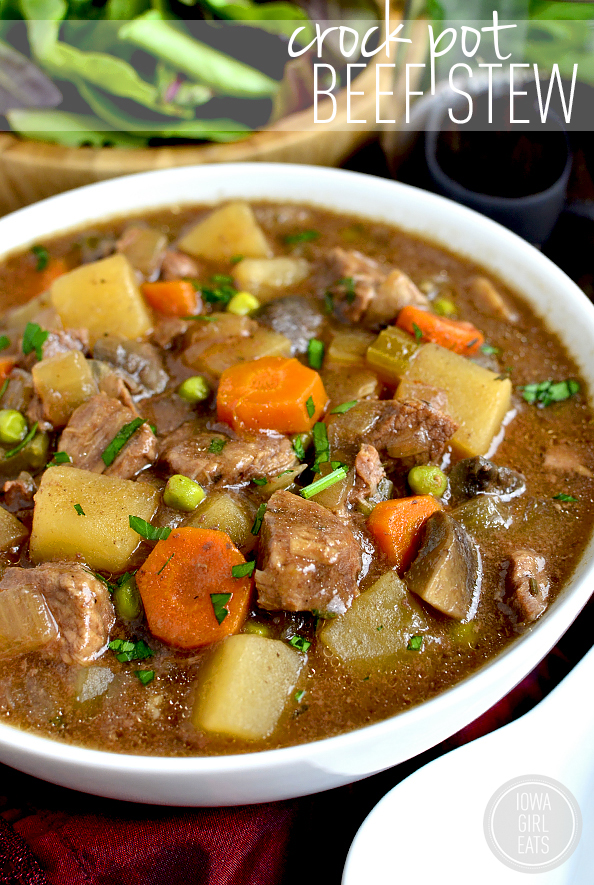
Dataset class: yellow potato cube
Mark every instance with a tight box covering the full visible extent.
[179,202,272,261]
[50,254,152,345]
[30,465,159,572]
[0,506,28,550]
[327,329,376,367]
[396,344,512,457]
[32,351,98,427]
[233,257,310,299]
[196,328,292,377]
[193,634,303,740]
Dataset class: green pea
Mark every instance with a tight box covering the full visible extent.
[433,297,457,317]
[408,465,448,498]
[243,621,272,638]
[178,375,210,404]
[113,576,142,621]
[227,291,260,316]
[25,431,49,470]
[0,409,27,445]
[163,474,206,511]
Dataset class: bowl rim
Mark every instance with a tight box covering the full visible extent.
[0,162,592,792]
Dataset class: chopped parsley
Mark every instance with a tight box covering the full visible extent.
[292,435,306,461]
[283,229,320,245]
[136,670,155,685]
[48,451,71,467]
[211,592,232,624]
[199,278,237,306]
[294,690,306,702]
[300,466,349,499]
[412,322,423,342]
[109,638,153,662]
[230,254,244,265]
[305,396,315,419]
[232,560,256,579]
[330,399,358,415]
[553,493,577,502]
[183,314,215,321]
[252,477,268,486]
[0,379,8,401]
[0,335,9,352]
[22,322,49,361]
[307,338,325,370]
[209,437,227,454]
[289,635,311,653]
[251,503,266,535]
[157,553,175,575]
[407,635,424,651]
[481,343,500,356]
[4,421,37,459]
[338,276,356,304]
[101,418,145,467]
[312,421,329,470]
[31,244,49,272]
[324,291,334,315]
[73,503,85,516]
[211,274,234,285]
[128,516,171,541]
[521,379,580,407]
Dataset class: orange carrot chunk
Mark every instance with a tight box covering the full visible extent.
[217,356,328,433]
[36,257,68,296]
[396,305,484,356]
[367,495,443,573]
[141,280,198,317]
[0,358,15,383]
[136,526,252,649]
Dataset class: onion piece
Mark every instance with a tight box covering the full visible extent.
[0,585,58,658]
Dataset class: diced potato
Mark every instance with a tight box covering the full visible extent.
[3,290,61,331]
[32,351,98,427]
[366,326,420,384]
[179,202,272,261]
[0,585,58,659]
[30,465,159,572]
[193,634,303,740]
[196,329,292,377]
[182,312,256,368]
[396,344,512,457]
[51,254,152,345]
[233,257,310,299]
[186,491,256,552]
[320,570,432,669]
[327,329,376,367]
[0,506,28,550]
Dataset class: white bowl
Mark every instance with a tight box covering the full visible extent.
[0,163,593,806]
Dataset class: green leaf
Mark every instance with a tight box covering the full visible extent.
[210,592,232,624]
[520,379,580,407]
[330,400,358,415]
[300,466,348,499]
[284,229,320,245]
[231,560,255,578]
[196,0,315,43]
[74,503,85,516]
[22,321,48,361]
[109,637,153,662]
[288,635,310,653]
[0,335,9,352]
[307,338,324,370]
[208,437,227,454]
[251,502,266,535]
[128,516,171,541]
[101,417,144,467]
[136,669,155,685]
[553,493,577,503]
[7,108,147,147]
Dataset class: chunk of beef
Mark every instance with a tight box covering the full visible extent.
[0,563,115,665]
[2,368,33,414]
[26,393,53,432]
[318,247,428,325]
[93,336,168,399]
[116,224,167,280]
[351,444,386,506]
[151,317,190,349]
[59,395,157,479]
[449,456,526,506]
[543,445,593,478]
[41,329,90,360]
[256,296,325,355]
[393,381,448,413]
[2,471,36,512]
[160,423,298,487]
[161,249,202,281]
[327,399,458,471]
[503,549,549,624]
[255,490,361,614]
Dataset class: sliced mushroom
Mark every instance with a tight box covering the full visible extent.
[448,456,526,506]
[404,511,481,620]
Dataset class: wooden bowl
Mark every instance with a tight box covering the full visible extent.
[0,8,404,216]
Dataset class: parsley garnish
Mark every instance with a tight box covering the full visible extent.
[251,503,266,535]
[74,503,85,516]
[330,400,358,415]
[252,477,268,486]
[412,322,423,342]
[283,230,320,245]
[307,338,325,370]
[232,560,256,579]
[324,291,334,315]
[294,690,305,702]
[481,343,500,356]
[128,516,171,541]
[0,379,8,401]
[0,335,9,352]
[338,277,356,304]
[305,396,315,419]
[4,421,37,459]
[22,322,49,361]
[136,670,154,685]
[312,421,329,470]
[209,437,227,454]
[289,635,311,653]
[200,280,236,306]
[407,635,423,651]
[292,436,306,461]
[31,244,49,272]
[101,418,145,467]
[48,451,71,467]
[210,592,232,624]
[109,638,153,662]
[230,254,244,265]
[520,379,580,407]
[300,466,348,499]
[157,553,175,575]
[553,493,577,502]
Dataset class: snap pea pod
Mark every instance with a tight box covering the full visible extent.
[6,108,148,146]
[118,10,279,98]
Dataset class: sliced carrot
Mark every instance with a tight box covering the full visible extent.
[0,358,15,383]
[217,356,328,433]
[36,257,67,295]
[367,495,443,573]
[396,305,484,356]
[136,527,252,649]
[141,280,198,317]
